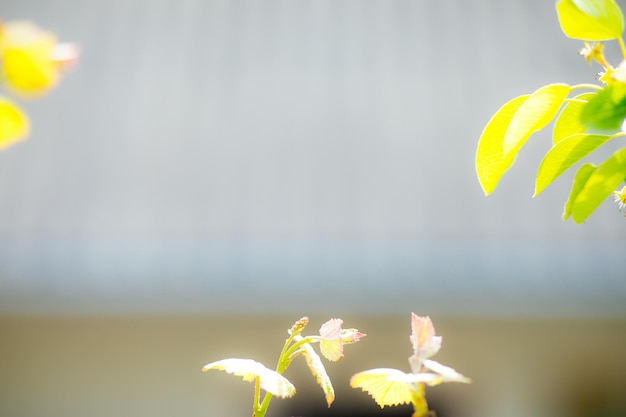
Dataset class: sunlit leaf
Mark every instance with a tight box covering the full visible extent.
[295,336,335,407]
[476,84,570,195]
[580,83,626,131]
[0,96,30,150]
[564,163,597,219]
[556,0,625,40]
[476,95,529,195]
[350,368,415,408]
[202,358,296,398]
[422,360,472,385]
[553,92,597,144]
[535,133,617,196]
[565,148,626,222]
[503,84,571,154]
[0,21,60,96]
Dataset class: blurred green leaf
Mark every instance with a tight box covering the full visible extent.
[556,0,624,40]
[563,163,597,219]
[580,83,626,130]
[564,148,626,222]
[535,133,616,196]
[553,92,597,144]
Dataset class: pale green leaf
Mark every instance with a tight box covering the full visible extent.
[476,84,570,195]
[553,92,597,144]
[556,0,624,40]
[566,148,626,222]
[202,358,296,398]
[422,360,472,385]
[564,163,597,219]
[476,95,529,195]
[294,336,335,407]
[503,84,571,155]
[350,368,415,408]
[535,133,616,196]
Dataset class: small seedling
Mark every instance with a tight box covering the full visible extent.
[203,316,365,417]
[351,313,470,417]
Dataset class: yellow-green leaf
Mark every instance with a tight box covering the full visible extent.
[422,360,472,385]
[476,95,529,195]
[476,84,570,195]
[503,84,571,155]
[202,358,296,398]
[566,148,626,222]
[295,336,335,407]
[535,133,618,196]
[350,368,414,408]
[0,96,30,150]
[553,91,597,144]
[0,21,60,96]
[563,163,597,219]
[556,0,624,41]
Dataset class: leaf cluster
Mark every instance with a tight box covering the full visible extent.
[476,0,626,222]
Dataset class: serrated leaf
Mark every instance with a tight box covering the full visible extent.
[350,368,415,408]
[566,148,626,222]
[556,0,624,40]
[295,336,335,407]
[553,92,597,144]
[202,358,296,398]
[535,133,615,196]
[0,97,30,150]
[476,84,571,195]
[476,95,529,195]
[580,83,626,131]
[564,163,597,219]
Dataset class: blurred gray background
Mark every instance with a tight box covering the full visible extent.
[0,1,625,417]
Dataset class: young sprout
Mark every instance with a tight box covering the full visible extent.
[202,317,365,417]
[351,313,469,417]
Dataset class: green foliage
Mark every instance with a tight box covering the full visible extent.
[580,83,626,129]
[476,0,626,223]
[556,0,624,40]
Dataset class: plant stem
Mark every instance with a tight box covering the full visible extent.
[252,376,262,417]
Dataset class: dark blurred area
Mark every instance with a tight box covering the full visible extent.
[0,0,625,417]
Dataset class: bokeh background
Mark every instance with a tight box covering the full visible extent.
[0,1,625,416]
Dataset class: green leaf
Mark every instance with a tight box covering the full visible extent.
[294,335,335,407]
[535,133,616,196]
[503,84,571,154]
[553,92,597,144]
[476,84,571,195]
[476,95,528,195]
[564,148,626,222]
[564,163,597,219]
[202,358,296,398]
[580,83,626,131]
[556,0,624,40]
